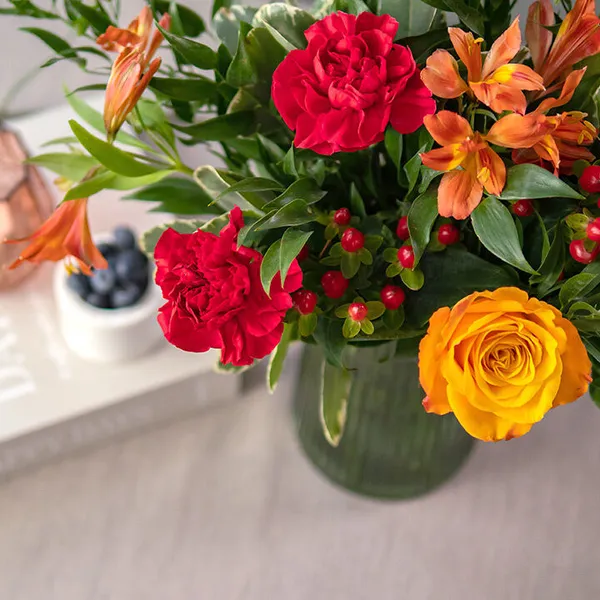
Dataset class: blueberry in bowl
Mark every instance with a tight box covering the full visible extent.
[66,226,151,311]
[54,225,164,363]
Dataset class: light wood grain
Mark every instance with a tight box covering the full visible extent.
[0,353,600,600]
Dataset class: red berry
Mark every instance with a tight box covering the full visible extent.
[298,244,309,262]
[333,207,351,225]
[437,223,460,245]
[397,245,415,269]
[321,271,348,299]
[396,216,410,241]
[569,239,599,264]
[293,289,318,315]
[512,199,535,217]
[380,285,405,310]
[580,165,600,194]
[348,302,368,322]
[587,218,600,242]
[340,227,365,252]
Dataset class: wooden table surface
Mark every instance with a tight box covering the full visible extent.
[0,356,599,600]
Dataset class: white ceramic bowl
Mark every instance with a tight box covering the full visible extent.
[53,238,165,364]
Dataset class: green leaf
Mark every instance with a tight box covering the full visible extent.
[383,247,399,262]
[499,164,584,201]
[65,89,146,149]
[366,301,385,320]
[386,263,403,277]
[360,319,375,335]
[69,120,159,178]
[342,318,361,338]
[357,248,373,265]
[471,196,537,274]
[299,312,317,337]
[404,151,423,194]
[379,0,437,38]
[384,128,403,183]
[533,223,566,296]
[280,229,312,283]
[400,27,451,64]
[383,306,405,330]
[559,273,600,310]
[252,3,315,51]
[260,240,282,294]
[27,152,98,181]
[193,166,262,214]
[156,24,217,69]
[63,170,115,200]
[69,0,112,36]
[401,268,425,291]
[212,0,231,17]
[256,199,317,230]
[334,0,371,16]
[150,76,218,102]
[270,178,326,208]
[213,5,258,54]
[267,323,294,393]
[426,0,485,35]
[313,318,347,369]
[124,175,219,215]
[21,27,71,54]
[218,177,283,198]
[153,1,205,37]
[349,183,367,219]
[363,235,382,253]
[320,360,352,447]
[407,188,438,267]
[341,252,361,279]
[140,219,205,256]
[174,111,256,141]
[404,248,518,326]
[282,147,298,178]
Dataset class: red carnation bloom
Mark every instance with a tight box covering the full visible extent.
[271,11,436,155]
[154,207,302,366]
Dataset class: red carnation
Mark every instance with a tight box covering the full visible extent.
[154,207,302,366]
[271,11,436,155]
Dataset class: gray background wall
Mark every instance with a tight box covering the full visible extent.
[0,0,547,117]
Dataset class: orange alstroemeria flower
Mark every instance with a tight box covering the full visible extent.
[487,68,597,174]
[421,18,544,114]
[5,198,107,275]
[99,7,170,140]
[420,111,506,220]
[528,0,600,88]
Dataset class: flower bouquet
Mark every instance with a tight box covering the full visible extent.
[5,0,600,497]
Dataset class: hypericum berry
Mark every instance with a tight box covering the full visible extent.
[293,289,318,315]
[340,227,365,252]
[580,165,600,194]
[321,270,348,299]
[397,245,415,269]
[570,239,599,264]
[380,285,405,310]
[396,216,409,241]
[437,223,460,245]
[298,244,309,262]
[348,302,368,322]
[333,207,351,225]
[512,199,535,217]
[587,218,600,242]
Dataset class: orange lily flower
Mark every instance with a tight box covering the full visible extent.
[4,198,107,275]
[528,0,600,88]
[420,111,506,220]
[421,18,544,114]
[486,69,597,174]
[98,7,170,140]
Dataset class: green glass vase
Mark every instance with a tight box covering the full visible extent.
[292,342,475,499]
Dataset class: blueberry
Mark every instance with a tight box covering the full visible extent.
[90,267,117,295]
[111,283,144,308]
[86,292,111,309]
[114,249,148,284]
[66,272,91,298]
[97,242,119,260]
[113,226,137,250]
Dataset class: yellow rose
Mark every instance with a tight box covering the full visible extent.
[419,287,592,442]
